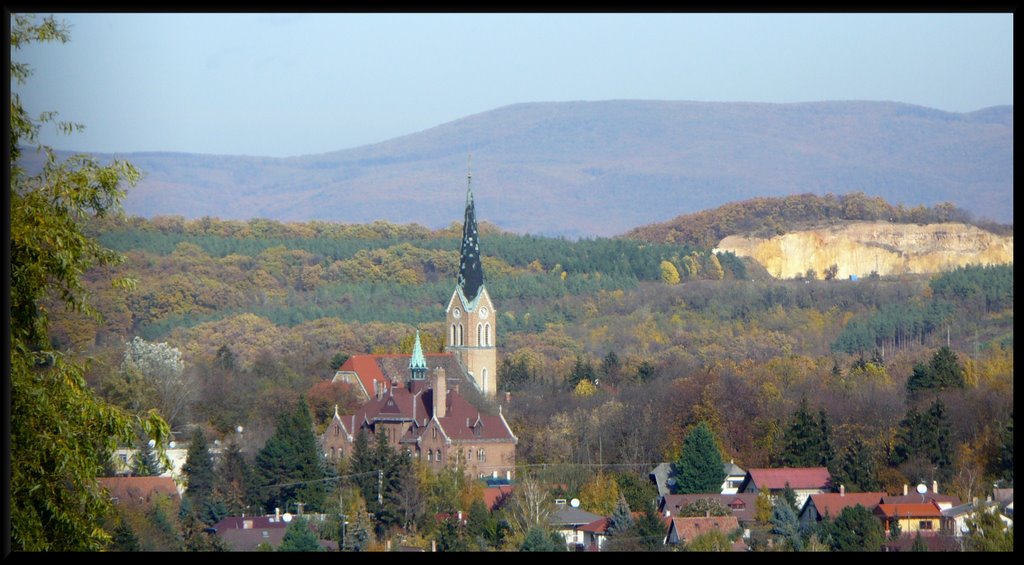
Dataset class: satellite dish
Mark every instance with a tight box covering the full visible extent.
[236,426,244,434]
[148,439,156,448]
[570,498,580,508]
[916,484,928,495]
[169,441,176,449]
[282,512,293,523]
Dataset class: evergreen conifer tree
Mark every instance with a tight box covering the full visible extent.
[254,398,328,514]
[278,517,324,552]
[673,421,725,494]
[183,428,216,503]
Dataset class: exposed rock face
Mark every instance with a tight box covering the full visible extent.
[716,222,1013,280]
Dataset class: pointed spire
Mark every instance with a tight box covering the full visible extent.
[410,331,427,370]
[458,157,484,302]
[410,330,427,381]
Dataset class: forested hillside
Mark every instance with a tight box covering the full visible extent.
[47,210,1012,551]
[624,191,1012,249]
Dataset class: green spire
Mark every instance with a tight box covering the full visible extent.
[409,331,427,380]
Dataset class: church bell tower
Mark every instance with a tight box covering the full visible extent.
[445,161,497,398]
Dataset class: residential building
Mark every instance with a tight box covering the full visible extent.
[550,503,605,551]
[659,493,759,538]
[799,488,889,529]
[874,501,944,537]
[665,515,741,547]
[98,476,181,507]
[738,467,832,510]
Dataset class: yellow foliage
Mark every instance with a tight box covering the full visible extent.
[573,379,597,397]
[579,472,621,516]
[660,260,681,285]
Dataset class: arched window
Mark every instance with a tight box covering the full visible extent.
[477,324,482,346]
[451,324,456,346]
[477,449,486,462]
[458,324,464,345]
[485,323,491,346]
[427,449,433,461]
[482,368,488,391]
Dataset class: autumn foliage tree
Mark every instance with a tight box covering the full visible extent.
[9,14,170,551]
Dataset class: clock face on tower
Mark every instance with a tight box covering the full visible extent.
[479,307,489,319]
[453,308,461,319]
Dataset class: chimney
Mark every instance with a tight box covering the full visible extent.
[433,367,447,418]
[275,507,280,521]
[932,480,938,494]
[840,484,845,496]
[903,484,909,496]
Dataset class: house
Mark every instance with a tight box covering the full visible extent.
[98,476,181,507]
[799,488,889,529]
[212,515,289,551]
[659,493,759,537]
[738,467,832,510]
[320,177,517,481]
[579,517,612,551]
[874,501,944,537]
[665,515,741,547]
[648,460,748,498]
[882,481,961,511]
[549,503,605,550]
[941,498,1013,537]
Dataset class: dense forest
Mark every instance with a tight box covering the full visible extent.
[49,205,1013,551]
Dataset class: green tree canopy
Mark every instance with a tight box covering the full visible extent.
[254,398,328,514]
[906,346,967,396]
[278,517,324,552]
[672,421,725,494]
[9,14,170,551]
[777,397,834,468]
[827,504,884,552]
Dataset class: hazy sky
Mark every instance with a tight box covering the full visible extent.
[12,12,1014,158]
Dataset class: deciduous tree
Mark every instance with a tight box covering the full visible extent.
[9,14,170,551]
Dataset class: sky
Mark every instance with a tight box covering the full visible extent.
[12,12,1014,158]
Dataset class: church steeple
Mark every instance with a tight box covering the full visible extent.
[457,156,484,303]
[409,330,427,381]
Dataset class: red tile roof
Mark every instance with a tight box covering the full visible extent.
[744,467,831,490]
[875,502,943,519]
[436,393,516,442]
[669,515,740,544]
[580,517,612,534]
[483,486,514,511]
[804,492,887,518]
[97,476,180,505]
[213,516,289,531]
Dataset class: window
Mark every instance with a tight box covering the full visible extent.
[920,521,933,530]
[477,324,482,346]
[451,324,456,346]
[427,449,433,461]
[485,323,491,346]
[432,427,437,439]
[458,324,464,345]
[482,368,488,392]
[477,449,486,462]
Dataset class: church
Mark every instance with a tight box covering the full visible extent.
[321,169,517,481]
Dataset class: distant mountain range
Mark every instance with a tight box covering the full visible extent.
[42,100,1014,238]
